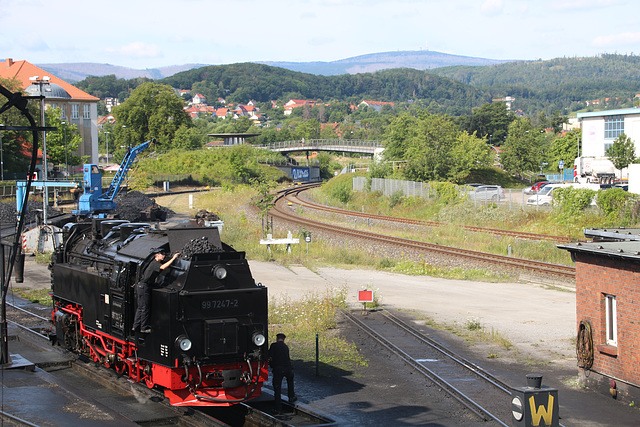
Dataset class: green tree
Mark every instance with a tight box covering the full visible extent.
[457,102,515,144]
[250,177,277,236]
[384,112,476,182]
[316,152,334,178]
[173,125,203,150]
[448,131,493,183]
[549,130,580,173]
[500,118,542,175]
[44,109,82,172]
[0,77,38,175]
[112,82,192,159]
[228,144,254,182]
[606,133,636,179]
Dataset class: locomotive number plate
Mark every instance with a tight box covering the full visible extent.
[201,299,239,310]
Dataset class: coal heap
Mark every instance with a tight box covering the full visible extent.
[114,191,175,222]
[1,200,61,225]
[180,236,222,259]
[192,209,221,226]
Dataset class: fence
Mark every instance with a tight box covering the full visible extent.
[353,177,433,198]
[353,177,548,211]
[545,169,574,182]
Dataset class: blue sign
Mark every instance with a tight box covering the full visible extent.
[559,160,564,169]
[291,167,310,181]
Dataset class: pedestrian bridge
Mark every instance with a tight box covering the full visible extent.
[254,139,383,156]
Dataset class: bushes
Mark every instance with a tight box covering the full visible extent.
[596,188,640,225]
[552,187,596,216]
[321,174,355,204]
[431,181,462,205]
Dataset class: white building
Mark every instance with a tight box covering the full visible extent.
[578,108,640,157]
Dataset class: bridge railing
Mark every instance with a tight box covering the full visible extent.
[254,139,383,151]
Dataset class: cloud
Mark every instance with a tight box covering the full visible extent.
[481,0,503,16]
[105,42,162,59]
[592,32,640,48]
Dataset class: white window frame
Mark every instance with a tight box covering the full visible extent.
[605,294,617,346]
[71,104,79,119]
[604,115,624,140]
[83,104,90,119]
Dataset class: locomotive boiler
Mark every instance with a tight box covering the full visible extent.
[50,218,269,406]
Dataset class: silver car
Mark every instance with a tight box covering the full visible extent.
[468,185,506,202]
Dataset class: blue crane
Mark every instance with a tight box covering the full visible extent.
[73,139,154,215]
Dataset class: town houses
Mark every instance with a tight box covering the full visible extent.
[181,91,266,124]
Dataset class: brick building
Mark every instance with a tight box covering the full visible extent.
[559,229,640,403]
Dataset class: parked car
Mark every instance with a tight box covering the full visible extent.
[468,185,506,202]
[526,183,572,206]
[524,181,550,194]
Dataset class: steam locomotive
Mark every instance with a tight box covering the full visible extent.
[50,218,269,406]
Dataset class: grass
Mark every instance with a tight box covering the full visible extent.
[268,287,368,370]
[12,288,52,306]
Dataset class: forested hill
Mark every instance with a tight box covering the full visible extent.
[428,54,640,113]
[159,63,489,115]
[79,54,640,117]
[429,54,640,88]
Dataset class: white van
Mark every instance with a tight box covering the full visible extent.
[526,183,569,206]
[526,182,599,206]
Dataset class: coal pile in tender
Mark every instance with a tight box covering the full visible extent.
[1,200,61,225]
[114,191,175,222]
[180,236,222,259]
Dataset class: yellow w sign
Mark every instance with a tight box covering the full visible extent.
[529,394,554,426]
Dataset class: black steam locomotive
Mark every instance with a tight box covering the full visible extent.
[50,218,269,406]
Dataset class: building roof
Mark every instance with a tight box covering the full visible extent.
[558,228,640,264]
[577,108,640,119]
[0,58,98,101]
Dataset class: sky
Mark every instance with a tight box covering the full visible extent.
[1,0,639,70]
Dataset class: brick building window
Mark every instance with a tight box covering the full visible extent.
[83,104,90,119]
[71,104,79,119]
[605,294,617,346]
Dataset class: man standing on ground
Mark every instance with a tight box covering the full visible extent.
[133,249,179,334]
[269,333,297,413]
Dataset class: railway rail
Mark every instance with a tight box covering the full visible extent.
[284,183,575,243]
[271,185,576,280]
[342,308,512,425]
[4,296,333,427]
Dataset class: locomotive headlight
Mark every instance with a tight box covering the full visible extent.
[175,335,192,352]
[213,266,227,280]
[252,332,266,346]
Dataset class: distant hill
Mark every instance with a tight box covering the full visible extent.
[258,50,513,75]
[35,62,210,83]
[35,50,512,82]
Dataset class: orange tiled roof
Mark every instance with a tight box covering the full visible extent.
[0,58,98,101]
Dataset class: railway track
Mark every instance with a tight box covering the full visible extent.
[4,296,333,427]
[342,308,545,426]
[284,183,575,243]
[271,186,576,280]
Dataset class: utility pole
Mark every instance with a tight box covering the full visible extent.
[105,131,110,166]
[29,76,50,224]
